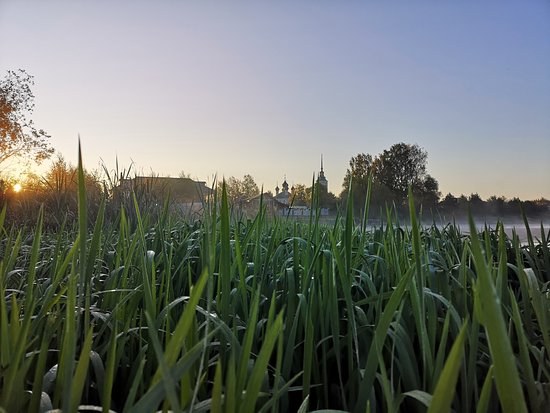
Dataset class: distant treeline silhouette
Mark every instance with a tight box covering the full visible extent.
[1,144,548,228]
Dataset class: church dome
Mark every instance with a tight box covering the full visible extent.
[282,179,289,191]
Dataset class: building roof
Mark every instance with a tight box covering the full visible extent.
[120,176,213,202]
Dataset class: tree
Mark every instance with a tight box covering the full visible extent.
[468,193,485,215]
[341,143,440,215]
[219,174,260,204]
[241,174,260,199]
[505,197,522,216]
[371,143,428,201]
[457,195,469,214]
[418,174,440,209]
[440,193,458,211]
[340,153,373,211]
[0,70,54,166]
[290,183,310,206]
[8,154,102,226]
[341,153,373,194]
[41,154,101,194]
[487,195,506,217]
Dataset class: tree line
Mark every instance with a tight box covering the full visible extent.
[220,142,548,220]
[2,70,549,224]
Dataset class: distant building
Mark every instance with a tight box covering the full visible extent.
[267,156,330,216]
[245,192,289,216]
[119,176,213,204]
[274,177,291,205]
[317,155,328,192]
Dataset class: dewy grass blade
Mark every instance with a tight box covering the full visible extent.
[211,360,224,413]
[145,311,181,412]
[356,266,414,412]
[509,291,539,412]
[408,187,433,385]
[131,330,215,412]
[0,261,11,370]
[77,139,89,333]
[475,365,494,413]
[151,267,209,384]
[23,207,43,308]
[428,319,468,413]
[0,294,32,411]
[70,327,94,412]
[29,323,54,413]
[102,318,118,413]
[122,356,146,413]
[219,179,231,324]
[468,213,527,413]
[241,311,284,413]
[522,267,550,358]
[237,289,260,398]
[58,252,79,410]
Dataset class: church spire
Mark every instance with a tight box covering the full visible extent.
[317,155,328,192]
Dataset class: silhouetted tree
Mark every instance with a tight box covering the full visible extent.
[469,193,485,215]
[242,174,260,199]
[371,143,428,203]
[341,143,439,216]
[416,174,440,210]
[506,197,522,216]
[6,154,101,227]
[487,195,506,217]
[0,70,54,166]
[440,193,458,211]
[340,153,373,211]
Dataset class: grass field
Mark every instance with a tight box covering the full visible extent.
[1,155,549,412]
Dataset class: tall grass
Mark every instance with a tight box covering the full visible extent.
[0,151,549,412]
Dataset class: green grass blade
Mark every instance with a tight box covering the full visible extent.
[151,267,208,384]
[211,360,223,413]
[475,365,494,413]
[70,327,94,412]
[468,213,527,413]
[428,319,468,413]
[241,311,284,413]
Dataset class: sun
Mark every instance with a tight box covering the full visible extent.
[13,183,22,193]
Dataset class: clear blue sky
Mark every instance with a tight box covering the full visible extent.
[1,0,549,199]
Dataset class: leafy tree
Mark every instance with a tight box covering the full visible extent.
[506,197,522,216]
[7,154,102,226]
[440,193,458,212]
[523,199,547,217]
[457,194,469,214]
[241,174,260,199]
[371,142,428,201]
[340,153,374,211]
[0,70,54,166]
[341,144,439,214]
[41,154,101,196]
[487,195,506,216]
[341,153,373,194]
[219,174,260,204]
[291,183,310,206]
[468,193,485,215]
[318,188,338,210]
[417,174,440,209]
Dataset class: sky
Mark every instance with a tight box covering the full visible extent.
[1,0,549,200]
